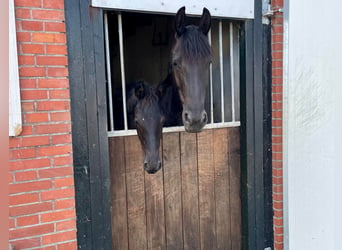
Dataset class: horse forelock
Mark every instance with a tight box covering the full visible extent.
[177,25,211,61]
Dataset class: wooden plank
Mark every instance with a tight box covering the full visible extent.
[125,136,147,249]
[109,137,128,250]
[180,132,200,250]
[197,130,216,250]
[163,132,183,250]
[228,127,242,249]
[213,128,231,249]
[145,146,166,250]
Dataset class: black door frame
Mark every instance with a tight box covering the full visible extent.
[64,0,273,249]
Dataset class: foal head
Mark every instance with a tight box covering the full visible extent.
[127,81,164,174]
[171,6,211,132]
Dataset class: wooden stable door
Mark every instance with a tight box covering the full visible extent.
[109,127,241,250]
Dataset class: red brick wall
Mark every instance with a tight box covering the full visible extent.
[9,0,77,249]
[271,0,284,249]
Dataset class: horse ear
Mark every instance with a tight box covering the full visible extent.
[135,81,146,100]
[199,7,211,35]
[175,6,186,36]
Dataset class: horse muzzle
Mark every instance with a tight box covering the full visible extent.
[182,109,207,133]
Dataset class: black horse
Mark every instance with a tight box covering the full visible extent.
[125,77,181,174]
[171,6,212,132]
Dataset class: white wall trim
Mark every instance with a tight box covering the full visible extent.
[9,0,22,137]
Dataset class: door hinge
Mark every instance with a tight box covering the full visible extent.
[262,2,283,24]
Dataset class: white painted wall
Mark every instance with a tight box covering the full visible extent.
[283,0,342,249]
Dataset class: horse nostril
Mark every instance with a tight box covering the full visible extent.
[201,111,207,123]
[183,111,191,123]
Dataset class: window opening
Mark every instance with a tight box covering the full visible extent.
[104,11,240,137]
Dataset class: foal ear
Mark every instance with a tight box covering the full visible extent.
[175,6,186,36]
[135,81,146,100]
[199,7,211,35]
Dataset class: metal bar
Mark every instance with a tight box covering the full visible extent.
[230,22,236,122]
[104,12,114,131]
[208,29,214,124]
[107,121,241,137]
[118,13,128,130]
[219,20,225,123]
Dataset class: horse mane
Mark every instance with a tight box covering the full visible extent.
[178,25,211,61]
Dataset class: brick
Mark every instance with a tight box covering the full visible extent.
[9,180,52,194]
[10,202,53,217]
[15,8,31,19]
[272,167,283,177]
[10,237,41,250]
[21,89,48,100]
[39,167,73,179]
[272,77,283,85]
[21,20,43,31]
[53,155,73,166]
[272,192,283,201]
[19,67,46,77]
[15,0,42,8]
[15,170,38,182]
[272,0,284,7]
[54,177,74,188]
[274,234,284,243]
[46,45,67,55]
[49,89,70,99]
[9,223,54,240]
[43,0,64,9]
[272,102,282,110]
[20,78,36,88]
[32,33,66,43]
[41,209,76,222]
[57,241,77,250]
[41,187,75,201]
[9,193,39,206]
[272,34,283,43]
[19,136,50,147]
[36,56,68,66]
[16,31,31,42]
[35,123,71,134]
[38,79,69,88]
[272,135,282,144]
[10,158,51,171]
[50,112,71,122]
[56,220,76,232]
[25,112,49,123]
[42,230,76,245]
[37,145,72,157]
[273,201,283,211]
[17,215,39,227]
[44,22,66,32]
[9,172,14,183]
[18,55,34,65]
[32,9,65,20]
[21,101,35,112]
[55,198,75,210]
[47,68,68,77]
[272,68,283,77]
[52,134,72,145]
[36,101,70,111]
[11,148,36,160]
[272,143,283,152]
[272,184,283,193]
[272,111,282,119]
[273,209,283,218]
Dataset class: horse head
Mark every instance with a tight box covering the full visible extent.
[171,6,211,133]
[127,81,164,174]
